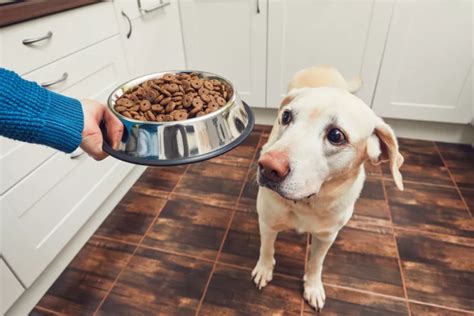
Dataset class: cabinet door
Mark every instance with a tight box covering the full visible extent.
[267,0,388,108]
[178,0,267,107]
[116,0,185,77]
[0,258,24,314]
[373,0,472,124]
[1,37,133,287]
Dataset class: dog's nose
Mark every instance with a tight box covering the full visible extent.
[258,151,290,182]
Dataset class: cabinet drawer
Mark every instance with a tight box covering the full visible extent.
[114,0,165,21]
[0,258,24,314]
[0,2,118,75]
[2,159,134,287]
[0,35,128,195]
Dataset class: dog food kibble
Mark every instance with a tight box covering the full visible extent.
[114,73,232,122]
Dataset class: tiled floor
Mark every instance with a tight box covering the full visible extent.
[33,125,474,315]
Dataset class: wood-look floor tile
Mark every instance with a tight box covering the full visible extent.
[173,160,247,209]
[199,264,301,315]
[253,124,273,134]
[410,302,472,315]
[437,142,474,189]
[323,224,404,298]
[95,191,166,243]
[132,165,187,198]
[460,188,474,215]
[382,138,453,186]
[97,248,213,316]
[385,181,474,237]
[29,308,59,316]
[365,161,382,178]
[219,211,307,278]
[142,195,234,260]
[303,285,409,315]
[396,230,474,311]
[36,238,135,315]
[220,130,261,167]
[354,177,391,224]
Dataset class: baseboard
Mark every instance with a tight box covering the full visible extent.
[252,108,473,145]
[5,165,147,316]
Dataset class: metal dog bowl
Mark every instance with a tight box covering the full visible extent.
[102,71,255,166]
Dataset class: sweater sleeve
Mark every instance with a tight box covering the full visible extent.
[0,68,84,153]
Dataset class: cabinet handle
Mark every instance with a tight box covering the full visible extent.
[137,0,170,14]
[256,0,260,14]
[70,148,85,159]
[40,72,68,88]
[121,10,133,39]
[22,31,53,45]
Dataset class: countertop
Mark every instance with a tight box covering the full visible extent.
[0,0,102,27]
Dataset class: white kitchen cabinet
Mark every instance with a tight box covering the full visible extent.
[178,0,267,107]
[0,258,24,314]
[372,0,472,124]
[1,35,134,287]
[115,0,185,78]
[266,0,391,108]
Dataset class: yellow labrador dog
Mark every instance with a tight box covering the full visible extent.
[252,66,404,311]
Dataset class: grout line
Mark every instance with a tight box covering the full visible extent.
[300,233,311,315]
[92,166,190,315]
[408,299,474,314]
[194,131,263,316]
[384,177,460,190]
[34,305,66,315]
[380,168,412,316]
[434,143,473,217]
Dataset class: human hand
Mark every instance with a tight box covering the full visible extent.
[80,99,123,160]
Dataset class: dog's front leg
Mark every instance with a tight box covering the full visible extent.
[252,221,278,289]
[304,233,337,311]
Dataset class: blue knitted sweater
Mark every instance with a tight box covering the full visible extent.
[0,68,84,153]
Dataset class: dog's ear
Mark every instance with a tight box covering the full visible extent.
[279,88,307,110]
[367,117,404,191]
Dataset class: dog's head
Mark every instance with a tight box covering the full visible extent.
[257,87,404,201]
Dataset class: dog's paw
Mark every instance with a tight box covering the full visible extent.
[304,280,326,312]
[251,258,275,290]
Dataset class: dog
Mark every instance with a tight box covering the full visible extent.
[252,66,404,311]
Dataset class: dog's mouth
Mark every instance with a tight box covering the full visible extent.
[257,170,316,202]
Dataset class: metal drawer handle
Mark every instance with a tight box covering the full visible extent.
[40,72,68,88]
[22,31,53,45]
[137,0,170,14]
[121,10,133,39]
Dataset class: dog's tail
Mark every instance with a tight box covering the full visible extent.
[346,76,363,93]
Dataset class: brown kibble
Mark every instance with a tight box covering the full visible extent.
[146,110,156,121]
[140,100,151,111]
[192,97,204,108]
[122,111,132,118]
[196,111,206,117]
[168,83,179,93]
[191,79,202,89]
[115,105,127,112]
[163,73,175,82]
[216,96,226,106]
[130,105,139,112]
[183,94,193,107]
[151,104,164,112]
[158,87,172,97]
[160,97,171,105]
[200,94,211,102]
[165,101,177,113]
[171,110,188,121]
[204,81,214,90]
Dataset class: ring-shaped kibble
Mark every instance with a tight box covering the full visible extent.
[168,83,179,93]
[207,102,219,111]
[183,95,193,107]
[196,111,206,117]
[216,96,226,106]
[151,104,163,112]
[192,97,203,108]
[163,73,175,82]
[201,94,211,102]
[156,114,165,122]
[198,87,209,96]
[210,79,220,86]
[165,101,176,113]
[140,100,151,111]
[171,110,188,121]
[191,79,202,89]
[115,105,127,112]
[204,81,214,90]
[160,97,171,106]
[123,111,132,118]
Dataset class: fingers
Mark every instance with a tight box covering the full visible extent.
[80,134,108,161]
[104,107,124,150]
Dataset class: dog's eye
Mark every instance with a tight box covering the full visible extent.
[281,110,292,125]
[327,128,346,145]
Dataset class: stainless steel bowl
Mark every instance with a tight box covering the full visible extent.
[102,71,255,166]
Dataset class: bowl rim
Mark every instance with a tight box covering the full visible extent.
[107,70,237,126]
